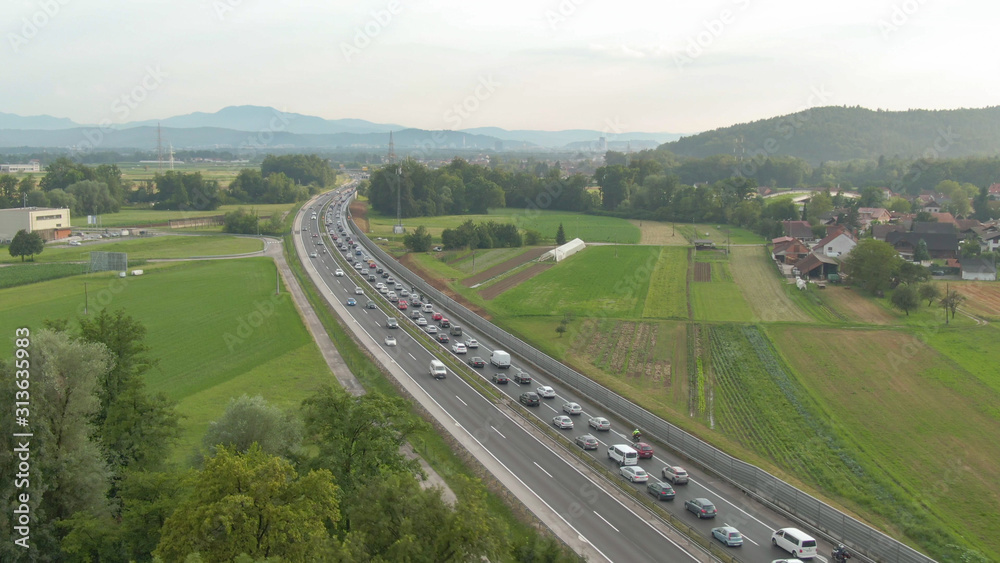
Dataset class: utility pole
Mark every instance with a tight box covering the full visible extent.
[276,265,280,296]
[84,282,88,315]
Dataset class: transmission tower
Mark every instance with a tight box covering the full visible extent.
[388,132,404,234]
[156,124,163,171]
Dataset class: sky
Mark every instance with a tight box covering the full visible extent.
[3,0,998,134]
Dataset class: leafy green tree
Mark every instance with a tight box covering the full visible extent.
[403,225,433,252]
[913,238,931,261]
[25,188,48,207]
[915,211,936,222]
[223,207,260,234]
[524,229,542,245]
[8,229,44,261]
[843,238,902,295]
[155,445,341,562]
[94,164,126,206]
[68,180,119,215]
[940,289,966,323]
[919,283,941,306]
[17,173,36,196]
[806,191,834,222]
[973,184,992,221]
[887,196,912,213]
[0,174,18,208]
[891,285,919,315]
[556,222,567,245]
[153,171,221,211]
[203,395,302,458]
[961,239,981,258]
[46,188,77,211]
[896,259,930,286]
[40,157,94,192]
[858,186,886,207]
[261,154,334,187]
[594,164,635,210]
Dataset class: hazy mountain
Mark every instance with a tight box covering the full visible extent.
[0,111,81,130]
[659,106,1000,163]
[461,126,684,149]
[121,105,403,135]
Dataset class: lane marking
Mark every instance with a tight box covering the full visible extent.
[491,426,506,439]
[455,395,468,407]
[534,462,553,479]
[593,511,620,534]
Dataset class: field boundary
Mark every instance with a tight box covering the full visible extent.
[480,263,553,300]
[462,246,553,287]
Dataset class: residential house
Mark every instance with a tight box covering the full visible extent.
[913,222,957,235]
[886,231,959,260]
[961,258,997,281]
[980,229,1000,253]
[782,220,815,243]
[955,219,983,241]
[988,183,1000,200]
[872,223,906,241]
[813,230,856,258]
[930,212,957,225]
[857,207,891,230]
[772,237,811,264]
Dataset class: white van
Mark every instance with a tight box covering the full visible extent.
[429,360,447,379]
[422,303,434,313]
[771,528,818,559]
[607,444,638,466]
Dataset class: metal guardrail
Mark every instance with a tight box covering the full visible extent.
[345,202,935,563]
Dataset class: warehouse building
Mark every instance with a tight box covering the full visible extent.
[0,207,72,243]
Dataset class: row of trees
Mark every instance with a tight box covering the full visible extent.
[440,219,523,250]
[222,207,285,235]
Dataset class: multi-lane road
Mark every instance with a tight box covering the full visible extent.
[297,185,840,563]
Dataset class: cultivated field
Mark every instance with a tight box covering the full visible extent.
[729,247,814,322]
[773,326,1000,560]
[462,247,550,286]
[950,281,1000,320]
[629,219,690,245]
[118,162,247,186]
[2,235,263,264]
[816,286,897,324]
[0,262,90,289]
[642,247,689,320]
[69,203,295,227]
[676,224,765,245]
[690,283,754,322]
[490,246,658,318]
[451,247,533,276]
[480,263,552,300]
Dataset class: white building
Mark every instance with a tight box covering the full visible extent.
[961,258,997,281]
[0,207,72,242]
[540,238,586,262]
[0,160,41,173]
[813,231,856,258]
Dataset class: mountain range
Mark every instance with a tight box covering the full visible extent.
[0,105,681,151]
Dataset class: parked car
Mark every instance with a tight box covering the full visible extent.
[467,356,485,368]
[562,402,582,415]
[647,481,676,501]
[536,385,556,399]
[620,466,649,483]
[575,434,599,450]
[519,392,540,406]
[588,417,611,431]
[712,526,743,547]
[684,498,717,519]
[662,466,689,485]
[491,373,508,384]
[552,415,574,429]
[634,442,654,459]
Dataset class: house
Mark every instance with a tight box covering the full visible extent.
[872,223,906,241]
[0,160,41,173]
[772,237,811,264]
[813,230,856,258]
[886,231,959,260]
[795,252,840,279]
[782,220,815,243]
[0,207,72,242]
[961,258,997,281]
[930,212,957,225]
[913,222,957,235]
[988,183,1000,200]
[955,219,983,241]
[693,239,715,249]
[857,207,891,229]
[980,230,1000,253]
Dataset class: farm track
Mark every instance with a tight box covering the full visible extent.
[478,263,552,300]
[462,246,553,287]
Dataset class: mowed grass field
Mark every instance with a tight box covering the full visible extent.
[366,208,640,243]
[490,246,659,318]
[729,246,815,322]
[771,326,1000,560]
[0,259,332,460]
[642,247,688,319]
[69,202,296,227]
[1,235,263,264]
[676,223,764,245]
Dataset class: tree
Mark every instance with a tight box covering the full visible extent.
[203,395,302,458]
[25,189,48,207]
[913,238,931,261]
[594,165,635,210]
[940,289,966,323]
[890,285,919,315]
[403,225,433,252]
[961,239,982,259]
[154,445,340,562]
[68,179,119,215]
[843,238,902,295]
[523,229,542,245]
[919,283,941,306]
[0,174,18,208]
[896,261,931,286]
[223,207,260,234]
[8,229,44,261]
[556,223,567,245]
[973,184,992,221]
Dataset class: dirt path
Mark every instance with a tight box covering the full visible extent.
[462,246,552,287]
[480,263,552,300]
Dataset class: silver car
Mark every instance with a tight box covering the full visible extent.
[552,415,574,429]
[562,402,583,415]
[588,417,611,431]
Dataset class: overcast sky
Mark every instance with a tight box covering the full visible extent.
[3,0,997,133]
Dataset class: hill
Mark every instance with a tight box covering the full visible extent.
[460,127,683,149]
[659,106,1000,163]
[121,105,403,135]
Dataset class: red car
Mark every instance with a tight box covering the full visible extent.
[432,312,443,321]
[634,442,654,459]
[398,301,408,310]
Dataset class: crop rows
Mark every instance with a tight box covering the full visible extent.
[642,247,688,319]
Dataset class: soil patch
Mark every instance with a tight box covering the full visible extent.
[398,254,492,320]
[462,246,552,287]
[479,263,552,300]
[629,219,690,245]
[953,282,1000,320]
[349,200,369,233]
[693,262,711,282]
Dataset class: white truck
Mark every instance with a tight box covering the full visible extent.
[490,350,511,369]
[429,359,447,379]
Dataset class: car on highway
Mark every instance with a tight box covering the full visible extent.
[491,373,508,384]
[436,333,450,344]
[770,560,806,563]
[426,325,438,334]
[369,262,377,268]
[386,318,398,329]
[366,300,376,309]
[562,402,582,415]
[684,498,717,519]
[536,385,556,399]
[511,370,531,384]
[465,338,479,349]
[381,271,390,278]
[467,356,485,368]
[400,289,409,297]
[335,268,344,277]
[432,312,443,321]
[355,287,364,295]
[519,391,540,406]
[354,263,363,270]
[384,335,397,347]
[712,526,743,547]
[552,415,574,429]
[388,292,398,302]
[410,309,422,318]
[439,318,450,328]
[662,466,689,485]
[588,417,611,431]
[368,274,377,282]
[398,301,408,310]
[416,317,427,326]
[309,252,317,258]
[379,286,389,294]
[620,466,649,483]
[452,343,467,354]
[647,481,676,501]
[346,298,356,306]
[634,442,654,459]
[376,268,384,274]
[575,434,599,450]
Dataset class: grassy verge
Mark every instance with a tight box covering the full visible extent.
[1,235,263,264]
[69,203,297,227]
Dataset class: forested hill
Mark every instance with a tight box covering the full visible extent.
[659,106,1000,163]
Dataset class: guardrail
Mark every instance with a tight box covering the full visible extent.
[344,199,934,563]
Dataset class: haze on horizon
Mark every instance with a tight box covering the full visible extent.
[3,0,996,135]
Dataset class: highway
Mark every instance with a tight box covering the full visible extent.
[300,185,841,563]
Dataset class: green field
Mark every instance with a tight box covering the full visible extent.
[677,224,765,245]
[2,235,263,264]
[490,246,659,318]
[0,262,90,288]
[366,208,640,243]
[70,203,296,227]
[642,247,688,319]
[691,283,755,322]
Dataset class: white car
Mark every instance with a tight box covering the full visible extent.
[355,287,364,295]
[379,286,389,294]
[416,317,428,326]
[69,240,82,246]
[620,466,649,483]
[536,386,556,399]
[354,263,363,270]
[465,339,479,349]
[309,252,318,258]
[384,336,397,346]
[334,269,344,277]
[552,415,574,429]
[426,325,438,334]
[562,402,582,415]
[452,343,467,354]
